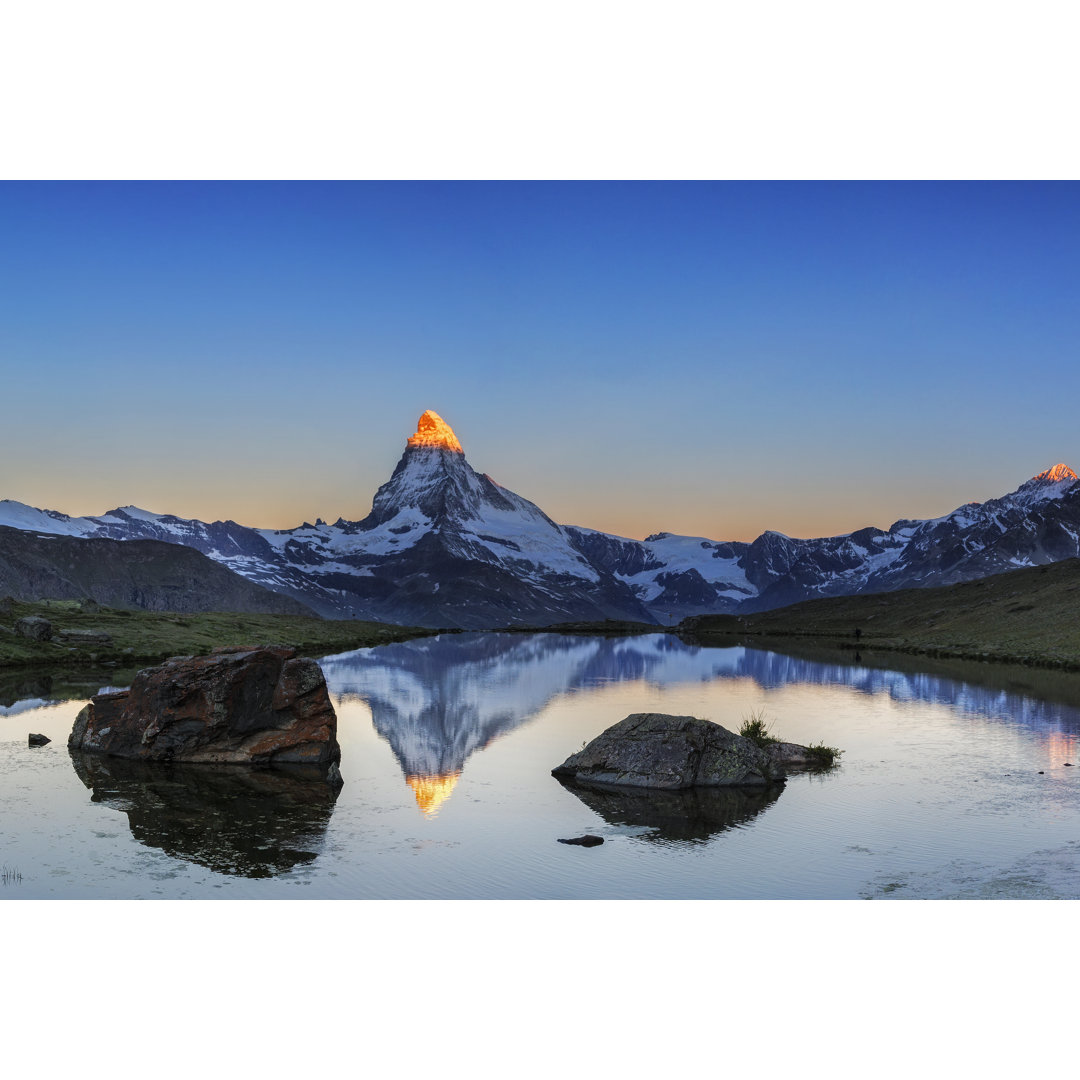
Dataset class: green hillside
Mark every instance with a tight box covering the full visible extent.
[0,525,314,616]
[680,558,1080,669]
[0,597,433,670]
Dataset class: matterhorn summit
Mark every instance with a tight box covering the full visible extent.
[406,409,464,453]
[340,409,653,627]
[366,408,561,531]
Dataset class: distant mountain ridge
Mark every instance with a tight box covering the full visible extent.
[2,411,1078,628]
[0,525,314,615]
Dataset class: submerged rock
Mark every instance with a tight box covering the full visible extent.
[557,834,605,847]
[69,645,341,770]
[552,713,784,790]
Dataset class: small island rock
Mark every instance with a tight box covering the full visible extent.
[69,645,341,773]
[552,713,785,790]
[28,733,51,747]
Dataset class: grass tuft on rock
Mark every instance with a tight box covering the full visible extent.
[739,709,780,748]
[805,741,842,768]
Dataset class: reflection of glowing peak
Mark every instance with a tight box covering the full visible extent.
[406,410,464,454]
[406,772,462,816]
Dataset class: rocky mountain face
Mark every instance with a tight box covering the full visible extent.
[568,463,1080,618]
[0,412,652,628]
[0,526,314,615]
[2,410,1078,627]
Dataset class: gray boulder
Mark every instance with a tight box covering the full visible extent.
[15,615,52,642]
[766,742,818,770]
[552,713,785,789]
[56,628,113,646]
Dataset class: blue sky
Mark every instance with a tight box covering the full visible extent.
[1,181,1077,540]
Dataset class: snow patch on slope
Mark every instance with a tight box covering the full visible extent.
[0,500,97,537]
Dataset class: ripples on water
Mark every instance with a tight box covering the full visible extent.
[3,633,1080,899]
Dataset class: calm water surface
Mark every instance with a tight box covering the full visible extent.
[4,632,1080,899]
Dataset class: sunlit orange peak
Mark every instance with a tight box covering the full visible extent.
[1035,463,1078,484]
[407,410,464,453]
[406,772,462,816]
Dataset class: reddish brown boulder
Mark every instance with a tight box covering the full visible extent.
[68,645,341,773]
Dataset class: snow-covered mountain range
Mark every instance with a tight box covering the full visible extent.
[571,460,1080,618]
[2,409,1078,628]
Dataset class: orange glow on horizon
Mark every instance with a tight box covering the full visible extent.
[406,772,462,816]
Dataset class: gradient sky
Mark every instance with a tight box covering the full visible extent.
[1,181,1077,542]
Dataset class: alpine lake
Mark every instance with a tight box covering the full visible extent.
[4,631,1080,900]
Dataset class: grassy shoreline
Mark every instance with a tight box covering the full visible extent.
[688,633,1080,673]
[679,558,1080,672]
[5,556,1080,683]
[0,599,436,671]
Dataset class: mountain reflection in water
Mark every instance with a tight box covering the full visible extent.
[69,752,340,878]
[320,632,1080,815]
[555,777,786,844]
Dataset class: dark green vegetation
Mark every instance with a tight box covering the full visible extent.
[738,709,841,768]
[0,597,432,671]
[0,525,313,615]
[738,709,779,748]
[681,558,1080,670]
[804,742,842,768]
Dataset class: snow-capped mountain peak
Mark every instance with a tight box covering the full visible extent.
[358,410,610,598]
[368,409,508,525]
[1010,462,1079,505]
[406,409,464,453]
[1027,462,1078,487]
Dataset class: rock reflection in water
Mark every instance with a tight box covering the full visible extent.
[70,752,340,877]
[556,777,786,844]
